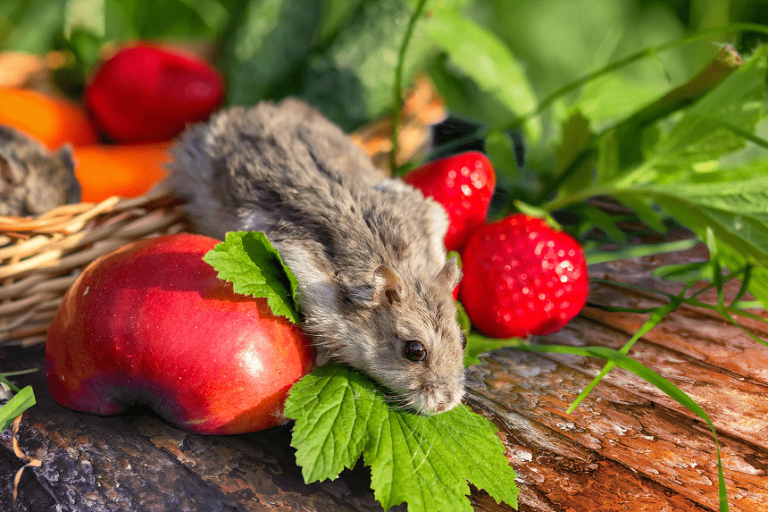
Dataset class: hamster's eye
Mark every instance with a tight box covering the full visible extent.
[460,332,467,349]
[404,341,427,362]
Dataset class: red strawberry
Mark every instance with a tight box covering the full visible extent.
[404,151,495,251]
[86,44,225,143]
[459,214,588,338]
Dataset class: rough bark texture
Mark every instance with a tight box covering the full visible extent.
[2,241,767,511]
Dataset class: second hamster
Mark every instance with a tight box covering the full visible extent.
[0,125,81,216]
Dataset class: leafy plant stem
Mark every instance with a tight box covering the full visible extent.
[540,182,619,212]
[533,44,745,210]
[391,0,429,172]
[589,273,768,344]
[509,23,768,132]
[728,265,751,307]
[594,269,766,314]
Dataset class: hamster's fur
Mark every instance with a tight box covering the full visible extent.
[166,99,465,414]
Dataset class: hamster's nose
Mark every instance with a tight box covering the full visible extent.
[433,396,455,413]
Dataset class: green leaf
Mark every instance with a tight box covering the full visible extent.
[616,177,768,307]
[203,231,301,323]
[557,109,596,196]
[651,45,767,172]
[218,0,322,106]
[485,128,520,186]
[613,194,667,234]
[0,386,35,432]
[297,0,434,131]
[0,0,66,53]
[316,0,365,43]
[455,301,471,338]
[585,238,700,266]
[425,8,540,142]
[577,203,627,244]
[285,364,518,512]
[286,364,377,482]
[108,0,223,40]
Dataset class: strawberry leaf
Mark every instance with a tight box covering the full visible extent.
[285,364,518,512]
[203,231,301,324]
[426,8,540,142]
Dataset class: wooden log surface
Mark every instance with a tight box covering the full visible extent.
[2,239,768,511]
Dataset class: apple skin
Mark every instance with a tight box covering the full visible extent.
[45,233,315,435]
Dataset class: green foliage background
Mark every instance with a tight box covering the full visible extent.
[1,0,763,127]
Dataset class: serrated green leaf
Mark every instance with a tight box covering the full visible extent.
[285,364,518,512]
[425,8,540,142]
[286,364,379,482]
[203,231,301,323]
[0,386,35,432]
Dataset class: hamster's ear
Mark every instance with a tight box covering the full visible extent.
[56,144,76,172]
[0,151,23,185]
[372,265,407,306]
[436,255,461,290]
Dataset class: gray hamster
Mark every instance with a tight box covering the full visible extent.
[166,98,465,414]
[0,125,81,216]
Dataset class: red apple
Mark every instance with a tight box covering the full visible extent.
[85,43,225,143]
[45,234,315,435]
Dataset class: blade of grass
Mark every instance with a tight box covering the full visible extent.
[728,265,751,307]
[514,343,729,512]
[0,386,35,432]
[567,283,691,413]
[592,275,768,325]
[390,0,429,172]
[585,238,700,265]
[1,368,38,378]
[705,235,768,347]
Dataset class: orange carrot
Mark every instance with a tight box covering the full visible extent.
[0,87,99,149]
[74,142,172,202]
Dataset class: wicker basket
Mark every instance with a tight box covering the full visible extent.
[0,187,190,348]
